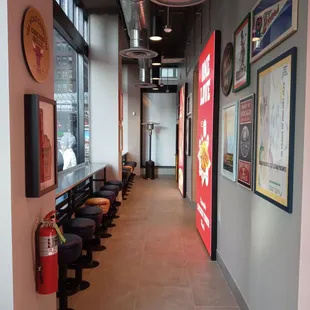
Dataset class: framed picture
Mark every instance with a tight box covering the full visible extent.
[24,94,57,197]
[251,0,298,63]
[233,14,251,92]
[255,47,297,213]
[238,94,255,190]
[221,102,238,181]
[185,118,191,156]
[221,42,234,96]
[186,93,192,116]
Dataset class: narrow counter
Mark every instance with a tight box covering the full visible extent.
[56,163,108,198]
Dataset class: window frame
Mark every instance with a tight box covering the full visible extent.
[54,0,89,174]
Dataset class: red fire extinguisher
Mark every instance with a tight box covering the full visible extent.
[35,211,59,295]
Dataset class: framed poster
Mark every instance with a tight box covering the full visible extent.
[251,0,298,63]
[178,83,187,198]
[238,94,255,190]
[22,7,50,83]
[255,47,297,213]
[221,102,238,181]
[221,42,234,96]
[233,14,251,92]
[24,95,57,197]
[185,118,191,156]
[196,30,221,260]
[186,93,192,116]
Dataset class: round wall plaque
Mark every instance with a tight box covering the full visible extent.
[221,42,234,96]
[22,7,50,83]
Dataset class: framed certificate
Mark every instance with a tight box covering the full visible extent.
[254,47,297,213]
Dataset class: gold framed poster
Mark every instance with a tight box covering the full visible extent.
[22,7,50,83]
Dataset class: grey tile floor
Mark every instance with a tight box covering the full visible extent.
[69,176,239,310]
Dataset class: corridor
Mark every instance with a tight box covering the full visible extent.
[70,177,239,310]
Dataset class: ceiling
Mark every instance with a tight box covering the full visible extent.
[83,0,199,64]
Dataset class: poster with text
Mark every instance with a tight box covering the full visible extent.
[196,31,221,260]
[238,94,255,189]
[178,85,186,197]
[255,47,296,213]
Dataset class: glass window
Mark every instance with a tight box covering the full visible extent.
[84,61,89,162]
[54,29,79,172]
[60,0,68,15]
[67,0,74,22]
[84,18,89,43]
[56,56,62,66]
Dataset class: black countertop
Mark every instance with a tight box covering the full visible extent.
[56,163,108,198]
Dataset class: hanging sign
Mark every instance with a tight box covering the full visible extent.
[196,31,221,260]
[22,7,50,83]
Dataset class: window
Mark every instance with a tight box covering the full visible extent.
[54,1,88,173]
[54,30,79,172]
[84,61,89,162]
[161,68,178,79]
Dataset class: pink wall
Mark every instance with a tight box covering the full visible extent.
[7,0,56,309]
[298,1,310,308]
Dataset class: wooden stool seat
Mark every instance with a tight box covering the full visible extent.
[86,197,110,214]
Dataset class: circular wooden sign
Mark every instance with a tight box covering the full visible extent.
[22,7,50,83]
[221,42,234,96]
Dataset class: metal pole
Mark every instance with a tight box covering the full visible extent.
[149,130,152,161]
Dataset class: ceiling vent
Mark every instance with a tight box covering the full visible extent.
[150,0,207,7]
[119,0,158,59]
[135,59,156,88]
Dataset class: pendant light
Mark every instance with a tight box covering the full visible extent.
[150,15,162,41]
[152,66,160,81]
[152,53,162,66]
[164,7,172,33]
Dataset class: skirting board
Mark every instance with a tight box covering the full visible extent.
[217,250,250,310]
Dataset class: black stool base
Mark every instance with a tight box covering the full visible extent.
[91,244,106,252]
[66,279,90,296]
[79,256,100,269]
[108,223,116,228]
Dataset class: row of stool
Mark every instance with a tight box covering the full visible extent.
[57,162,137,310]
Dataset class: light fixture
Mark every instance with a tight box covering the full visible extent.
[152,66,160,80]
[164,7,172,33]
[150,16,162,41]
[152,54,162,66]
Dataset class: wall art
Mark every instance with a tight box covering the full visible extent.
[254,47,297,213]
[238,94,255,190]
[251,0,298,62]
[24,95,57,197]
[22,7,50,83]
[221,102,238,181]
[233,14,251,92]
[221,42,234,96]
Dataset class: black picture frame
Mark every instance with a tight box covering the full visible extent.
[24,94,58,197]
[254,47,297,213]
[233,13,251,92]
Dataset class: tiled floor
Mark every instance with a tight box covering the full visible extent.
[69,176,239,310]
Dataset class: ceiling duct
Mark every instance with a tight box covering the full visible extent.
[150,0,207,7]
[119,0,158,59]
[135,59,156,88]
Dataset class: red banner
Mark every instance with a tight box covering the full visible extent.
[196,31,220,259]
[178,86,186,196]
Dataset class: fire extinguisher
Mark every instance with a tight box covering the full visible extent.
[35,211,62,295]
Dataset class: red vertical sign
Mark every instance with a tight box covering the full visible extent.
[178,85,186,197]
[196,31,220,260]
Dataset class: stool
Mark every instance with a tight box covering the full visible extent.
[100,184,121,207]
[63,218,99,269]
[93,190,118,219]
[75,206,105,252]
[58,233,82,310]
[86,197,112,238]
[105,180,124,191]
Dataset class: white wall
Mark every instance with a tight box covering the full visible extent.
[122,65,129,153]
[142,93,177,167]
[183,0,308,309]
[123,64,141,175]
[89,14,121,180]
[6,0,56,309]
